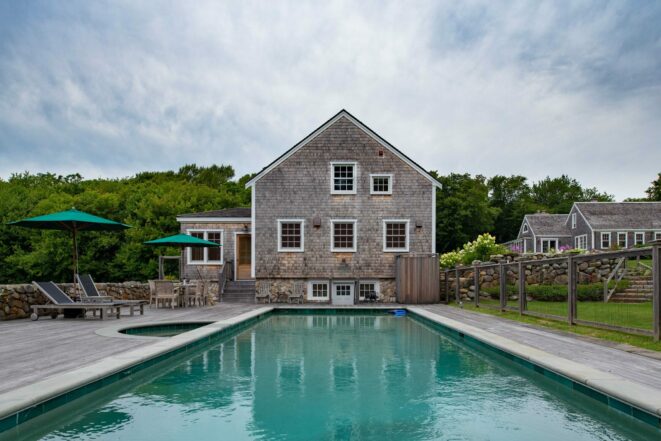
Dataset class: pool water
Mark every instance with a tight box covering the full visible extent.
[6,315,658,441]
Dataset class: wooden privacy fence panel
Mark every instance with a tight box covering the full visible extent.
[396,254,440,304]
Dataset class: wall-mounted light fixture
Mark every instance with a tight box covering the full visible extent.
[243,224,249,232]
[313,215,321,228]
[415,220,423,229]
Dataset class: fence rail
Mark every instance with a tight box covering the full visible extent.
[441,243,661,341]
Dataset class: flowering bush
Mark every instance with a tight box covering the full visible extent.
[439,233,507,268]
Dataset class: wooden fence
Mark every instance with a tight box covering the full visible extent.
[396,254,439,304]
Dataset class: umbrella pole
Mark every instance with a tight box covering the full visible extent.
[72,226,78,289]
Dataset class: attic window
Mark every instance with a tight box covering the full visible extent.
[331,162,356,195]
[370,174,392,195]
[571,213,576,229]
[522,223,529,233]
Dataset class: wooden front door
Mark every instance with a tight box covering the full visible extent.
[236,234,252,280]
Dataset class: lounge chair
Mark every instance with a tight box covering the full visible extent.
[255,281,271,304]
[289,282,304,304]
[31,281,121,321]
[77,274,146,316]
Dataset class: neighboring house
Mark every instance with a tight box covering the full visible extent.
[512,202,661,253]
[178,109,441,304]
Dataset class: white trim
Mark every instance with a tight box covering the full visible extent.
[369,173,393,195]
[251,186,256,278]
[617,232,628,249]
[431,186,436,253]
[655,231,661,241]
[307,280,330,301]
[277,219,305,252]
[522,223,529,233]
[540,237,559,253]
[594,228,661,232]
[331,281,355,305]
[177,217,251,223]
[634,232,645,246]
[358,280,380,300]
[330,161,357,195]
[233,232,252,280]
[330,219,357,252]
[245,110,442,189]
[600,232,611,249]
[574,234,588,250]
[382,219,410,252]
[571,213,576,229]
[186,229,224,264]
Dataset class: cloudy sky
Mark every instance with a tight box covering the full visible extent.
[0,1,659,200]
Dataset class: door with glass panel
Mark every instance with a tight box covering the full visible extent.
[332,282,354,305]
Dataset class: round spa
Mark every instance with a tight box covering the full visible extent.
[118,321,213,337]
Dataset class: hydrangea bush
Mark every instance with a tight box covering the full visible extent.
[439,233,507,268]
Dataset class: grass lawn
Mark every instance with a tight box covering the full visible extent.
[626,257,652,270]
[453,302,661,352]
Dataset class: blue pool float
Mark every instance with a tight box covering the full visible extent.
[389,309,407,316]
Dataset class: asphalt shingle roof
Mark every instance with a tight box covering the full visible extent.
[576,202,661,230]
[177,207,251,218]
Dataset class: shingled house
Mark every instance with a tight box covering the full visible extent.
[512,202,661,253]
[178,110,441,304]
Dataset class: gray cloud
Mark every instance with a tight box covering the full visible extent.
[0,0,659,199]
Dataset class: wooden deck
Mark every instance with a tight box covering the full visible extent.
[0,303,660,397]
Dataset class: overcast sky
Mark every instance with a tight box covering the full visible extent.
[1,1,659,200]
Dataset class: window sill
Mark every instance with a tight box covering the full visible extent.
[187,261,224,265]
[331,249,356,253]
[384,249,409,253]
[277,249,304,253]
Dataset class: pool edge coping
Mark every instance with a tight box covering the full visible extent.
[0,306,274,426]
[407,306,661,425]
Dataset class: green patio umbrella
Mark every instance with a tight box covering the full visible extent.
[8,208,131,284]
[144,233,222,280]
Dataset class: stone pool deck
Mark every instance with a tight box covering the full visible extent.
[0,303,660,408]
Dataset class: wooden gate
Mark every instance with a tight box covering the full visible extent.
[396,254,440,304]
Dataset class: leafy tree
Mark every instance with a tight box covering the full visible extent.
[646,173,661,201]
[487,175,538,243]
[432,172,499,253]
[530,175,612,213]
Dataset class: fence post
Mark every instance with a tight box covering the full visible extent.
[444,270,450,304]
[499,263,506,311]
[473,265,480,307]
[652,242,660,341]
[455,267,460,303]
[568,255,576,325]
[518,261,526,315]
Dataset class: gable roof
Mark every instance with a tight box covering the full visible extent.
[245,109,441,188]
[573,202,661,230]
[523,214,571,237]
[177,207,251,220]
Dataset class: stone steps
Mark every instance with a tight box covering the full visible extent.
[221,281,255,303]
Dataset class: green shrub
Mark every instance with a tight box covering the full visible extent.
[439,233,507,268]
[481,280,629,302]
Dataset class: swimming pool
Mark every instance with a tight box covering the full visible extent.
[3,313,658,440]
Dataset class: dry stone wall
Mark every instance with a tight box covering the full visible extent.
[0,282,150,320]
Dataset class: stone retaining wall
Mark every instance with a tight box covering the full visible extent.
[442,254,621,300]
[0,282,150,320]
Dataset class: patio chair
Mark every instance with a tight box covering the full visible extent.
[182,280,206,307]
[148,280,157,306]
[256,281,271,304]
[289,282,304,304]
[152,280,178,309]
[77,274,146,316]
[31,281,121,321]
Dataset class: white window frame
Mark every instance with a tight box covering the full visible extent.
[330,161,357,195]
[635,232,645,246]
[382,219,410,252]
[540,238,558,253]
[600,232,611,249]
[307,281,330,300]
[655,231,661,241]
[617,232,627,249]
[574,234,587,250]
[186,229,224,264]
[358,280,380,300]
[571,213,577,229]
[277,219,305,252]
[522,223,529,233]
[369,174,393,195]
[330,219,357,252]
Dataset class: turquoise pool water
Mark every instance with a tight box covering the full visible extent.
[5,314,658,441]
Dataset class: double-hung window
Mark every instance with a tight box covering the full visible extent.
[187,230,223,264]
[307,281,329,300]
[635,232,645,246]
[331,220,357,252]
[331,162,357,194]
[358,281,380,301]
[601,232,611,249]
[617,232,627,248]
[383,220,409,252]
[370,174,392,195]
[278,219,304,252]
[655,232,661,241]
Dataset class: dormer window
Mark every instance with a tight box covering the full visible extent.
[370,174,392,195]
[331,162,357,194]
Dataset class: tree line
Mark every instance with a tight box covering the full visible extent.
[0,165,659,283]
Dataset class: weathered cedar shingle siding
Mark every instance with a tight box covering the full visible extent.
[253,116,433,284]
